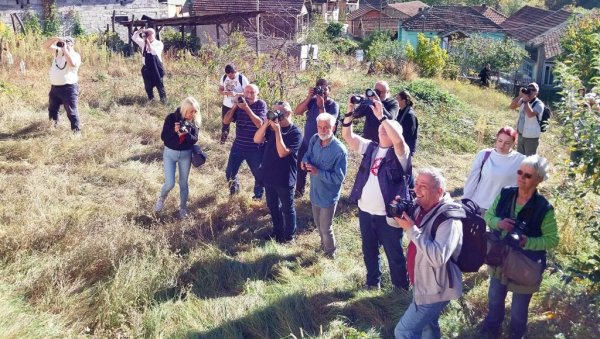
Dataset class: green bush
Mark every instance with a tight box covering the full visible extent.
[326,22,344,39]
[331,37,359,55]
[410,33,447,77]
[72,11,85,37]
[161,28,200,53]
[23,11,42,36]
[43,3,60,36]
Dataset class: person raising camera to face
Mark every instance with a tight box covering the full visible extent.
[42,36,82,134]
[132,27,166,103]
[254,102,303,243]
[510,82,544,156]
[341,93,412,291]
[154,97,200,219]
[223,84,267,199]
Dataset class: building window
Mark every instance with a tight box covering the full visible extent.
[544,64,554,85]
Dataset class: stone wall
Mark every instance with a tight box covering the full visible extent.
[0,0,168,40]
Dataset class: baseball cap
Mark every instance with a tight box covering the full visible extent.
[527,82,539,92]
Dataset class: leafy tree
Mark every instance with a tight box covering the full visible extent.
[23,10,42,35]
[448,34,527,74]
[72,11,85,37]
[410,33,447,77]
[559,10,600,88]
[325,22,343,39]
[43,3,60,36]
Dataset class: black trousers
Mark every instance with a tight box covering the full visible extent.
[141,66,166,101]
[48,83,80,131]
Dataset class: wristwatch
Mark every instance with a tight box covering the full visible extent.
[378,116,387,123]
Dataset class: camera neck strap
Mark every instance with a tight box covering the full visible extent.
[54,50,67,70]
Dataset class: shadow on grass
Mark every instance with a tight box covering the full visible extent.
[0,121,49,140]
[185,288,409,338]
[116,94,148,106]
[126,151,162,163]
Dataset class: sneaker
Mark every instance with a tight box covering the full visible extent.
[178,208,189,219]
[154,196,166,212]
[220,131,229,144]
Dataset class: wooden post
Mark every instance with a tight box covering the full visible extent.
[111,10,116,32]
[216,24,220,48]
[180,25,184,48]
[255,14,260,55]
[128,18,134,56]
[10,13,16,33]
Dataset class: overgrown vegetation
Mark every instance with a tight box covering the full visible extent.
[0,13,598,338]
[448,34,528,75]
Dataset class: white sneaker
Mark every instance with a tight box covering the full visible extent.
[154,196,165,212]
[178,208,189,219]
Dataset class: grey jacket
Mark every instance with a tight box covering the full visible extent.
[408,193,463,305]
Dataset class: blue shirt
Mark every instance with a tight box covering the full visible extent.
[233,100,267,151]
[302,134,348,208]
[302,98,339,144]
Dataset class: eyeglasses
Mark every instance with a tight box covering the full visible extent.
[517,170,534,179]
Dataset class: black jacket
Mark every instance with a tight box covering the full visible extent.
[397,105,418,155]
[362,97,400,143]
[161,109,198,151]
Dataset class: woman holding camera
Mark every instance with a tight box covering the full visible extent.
[480,155,559,339]
[154,97,201,218]
[463,126,525,215]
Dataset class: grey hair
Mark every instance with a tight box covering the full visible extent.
[375,80,390,92]
[245,83,259,94]
[316,113,336,127]
[416,167,446,191]
[521,155,549,181]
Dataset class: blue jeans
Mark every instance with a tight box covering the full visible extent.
[481,277,533,339]
[394,300,450,339]
[265,185,296,242]
[225,147,264,197]
[160,146,192,210]
[359,209,409,289]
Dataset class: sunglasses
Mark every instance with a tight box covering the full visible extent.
[517,170,534,179]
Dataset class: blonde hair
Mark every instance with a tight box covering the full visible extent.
[180,96,201,127]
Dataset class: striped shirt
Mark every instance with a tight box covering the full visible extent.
[232,99,267,151]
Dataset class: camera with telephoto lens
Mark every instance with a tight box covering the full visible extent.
[520,87,531,95]
[179,120,192,134]
[386,198,416,218]
[267,109,284,122]
[56,40,64,48]
[351,89,377,118]
[237,96,246,104]
[506,219,527,248]
[313,86,325,96]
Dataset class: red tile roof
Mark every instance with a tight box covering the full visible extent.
[401,6,503,33]
[347,5,378,21]
[500,5,571,42]
[530,24,568,59]
[387,1,429,18]
[471,5,506,25]
[192,0,307,16]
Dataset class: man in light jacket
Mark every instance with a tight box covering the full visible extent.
[392,167,463,339]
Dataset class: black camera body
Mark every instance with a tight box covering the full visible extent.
[520,87,531,95]
[506,219,527,247]
[386,199,416,218]
[267,109,284,121]
[365,88,376,97]
[237,96,246,104]
[179,120,192,134]
[56,41,64,48]
[351,88,377,118]
[313,86,325,96]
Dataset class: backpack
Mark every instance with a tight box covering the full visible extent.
[531,100,552,132]
[222,73,243,86]
[431,198,487,273]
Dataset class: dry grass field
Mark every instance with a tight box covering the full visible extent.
[0,34,597,338]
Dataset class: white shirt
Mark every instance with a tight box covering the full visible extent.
[220,72,249,107]
[132,34,164,65]
[49,50,81,86]
[463,148,525,209]
[356,138,410,216]
[517,99,544,138]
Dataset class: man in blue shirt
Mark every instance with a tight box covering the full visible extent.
[254,102,303,243]
[301,113,347,258]
[294,78,339,198]
[223,84,266,199]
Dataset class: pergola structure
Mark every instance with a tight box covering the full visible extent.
[116,11,264,53]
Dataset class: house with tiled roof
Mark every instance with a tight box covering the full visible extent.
[398,6,505,49]
[346,1,428,38]
[192,0,310,41]
[500,5,573,87]
[471,4,506,25]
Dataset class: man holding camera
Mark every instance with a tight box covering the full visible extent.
[294,78,339,198]
[254,102,303,243]
[341,97,412,290]
[42,36,82,134]
[391,167,463,338]
[223,84,267,199]
[219,64,250,144]
[132,28,166,103]
[361,81,399,143]
[510,82,544,156]
[301,113,348,258]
